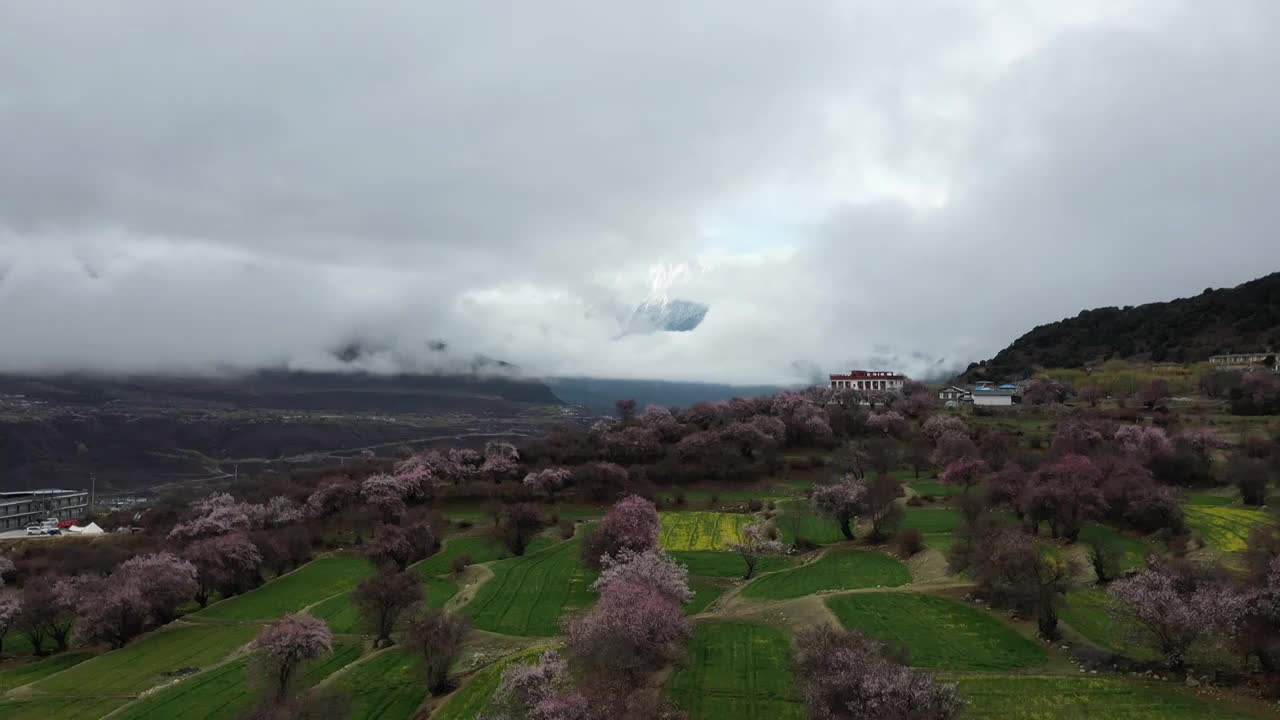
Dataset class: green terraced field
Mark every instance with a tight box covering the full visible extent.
[114,638,364,720]
[826,593,1046,671]
[668,622,805,720]
[464,537,597,636]
[901,508,961,533]
[660,512,752,551]
[1079,525,1154,572]
[311,576,460,634]
[333,647,430,720]
[0,696,124,719]
[433,645,552,720]
[412,536,558,579]
[957,675,1273,719]
[687,579,726,615]
[669,550,797,578]
[0,651,96,692]
[776,500,846,545]
[0,624,258,720]
[741,550,910,600]
[1185,506,1276,553]
[1185,492,1236,506]
[1059,590,1160,661]
[194,557,376,621]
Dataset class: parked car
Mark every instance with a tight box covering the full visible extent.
[45,529,63,536]
[26,525,45,536]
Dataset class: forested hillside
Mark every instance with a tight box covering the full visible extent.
[966,272,1280,381]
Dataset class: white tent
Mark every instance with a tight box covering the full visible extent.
[68,522,104,535]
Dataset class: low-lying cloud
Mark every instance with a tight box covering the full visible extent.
[2,2,1279,384]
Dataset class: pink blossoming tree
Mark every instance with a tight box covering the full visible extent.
[940,456,989,494]
[794,625,960,720]
[0,595,18,655]
[728,523,785,580]
[1107,562,1248,668]
[254,615,333,703]
[490,650,590,720]
[115,552,198,623]
[1114,425,1173,463]
[523,467,573,500]
[184,532,264,607]
[583,495,661,568]
[593,548,693,604]
[565,580,690,678]
[811,477,867,540]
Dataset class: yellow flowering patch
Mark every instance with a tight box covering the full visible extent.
[1184,506,1275,553]
[659,512,751,551]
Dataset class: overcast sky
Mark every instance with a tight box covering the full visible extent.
[2,1,1278,384]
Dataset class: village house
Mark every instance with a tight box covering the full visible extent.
[971,387,1017,406]
[828,370,906,392]
[938,385,971,402]
[1208,351,1275,369]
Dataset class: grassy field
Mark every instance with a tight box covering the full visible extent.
[1185,506,1276,552]
[776,500,846,545]
[741,550,910,600]
[901,508,961,533]
[907,480,962,497]
[669,622,805,720]
[1079,525,1154,573]
[311,576,460,634]
[0,651,96,692]
[660,512,752,551]
[464,537,597,636]
[687,579,726,615]
[411,535,557,580]
[1058,589,1160,662]
[113,638,364,720]
[434,645,551,720]
[957,675,1274,719]
[0,696,126,718]
[194,557,376,621]
[0,624,258,720]
[333,647,430,720]
[1185,492,1236,506]
[669,550,797,578]
[826,593,1046,671]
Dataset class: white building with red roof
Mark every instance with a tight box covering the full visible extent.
[828,370,906,392]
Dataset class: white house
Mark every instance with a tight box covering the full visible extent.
[938,385,971,402]
[829,370,906,392]
[971,389,1016,407]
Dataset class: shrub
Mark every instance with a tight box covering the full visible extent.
[767,500,777,511]
[906,495,925,507]
[674,491,687,506]
[558,518,576,540]
[894,528,925,557]
[747,498,764,512]
[450,554,471,576]
[793,536,819,552]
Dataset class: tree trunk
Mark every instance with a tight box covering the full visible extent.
[839,517,854,540]
[1037,595,1059,641]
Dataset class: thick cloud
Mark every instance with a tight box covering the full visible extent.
[2,2,1278,383]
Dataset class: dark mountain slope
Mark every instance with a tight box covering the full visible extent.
[0,371,570,493]
[964,272,1280,381]
[548,377,793,416]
